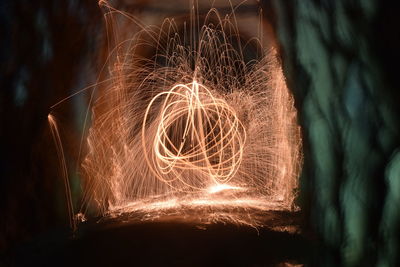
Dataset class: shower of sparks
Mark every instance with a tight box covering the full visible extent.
[50,0,302,227]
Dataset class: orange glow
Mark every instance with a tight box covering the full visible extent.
[51,1,302,227]
[207,184,244,194]
[142,80,246,189]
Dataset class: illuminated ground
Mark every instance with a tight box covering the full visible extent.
[103,184,300,228]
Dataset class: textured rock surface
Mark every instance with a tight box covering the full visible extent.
[271,0,400,265]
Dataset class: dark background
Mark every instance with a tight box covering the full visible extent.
[1,0,399,266]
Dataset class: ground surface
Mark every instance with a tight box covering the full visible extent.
[7,211,313,266]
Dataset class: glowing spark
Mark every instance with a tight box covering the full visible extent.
[48,114,76,230]
[207,184,243,194]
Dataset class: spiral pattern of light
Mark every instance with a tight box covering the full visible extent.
[142,81,246,189]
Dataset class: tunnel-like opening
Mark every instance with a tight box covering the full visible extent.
[74,0,303,228]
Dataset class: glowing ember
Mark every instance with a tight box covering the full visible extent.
[49,0,302,227]
[207,184,243,194]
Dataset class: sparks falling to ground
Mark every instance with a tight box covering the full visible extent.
[50,0,302,228]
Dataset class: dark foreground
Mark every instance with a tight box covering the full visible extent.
[5,211,320,266]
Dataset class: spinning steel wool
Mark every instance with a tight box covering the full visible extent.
[142,80,246,189]
[50,0,302,227]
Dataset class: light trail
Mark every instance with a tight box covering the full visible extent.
[50,0,302,228]
[142,80,246,189]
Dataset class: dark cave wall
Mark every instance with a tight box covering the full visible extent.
[0,1,399,266]
[270,0,400,266]
[0,0,102,251]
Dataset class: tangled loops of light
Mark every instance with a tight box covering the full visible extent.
[76,1,303,226]
[143,81,246,188]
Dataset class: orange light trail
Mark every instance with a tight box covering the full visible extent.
[49,0,302,228]
[142,80,246,190]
